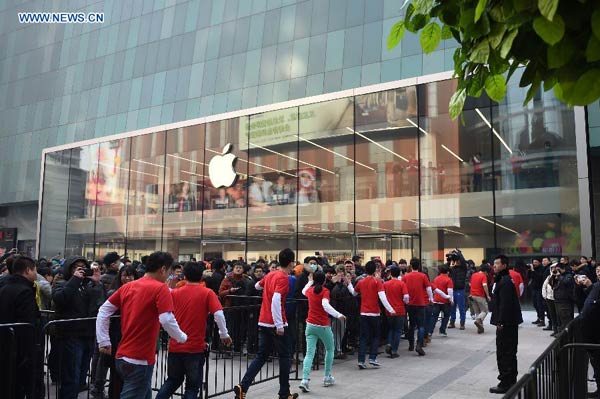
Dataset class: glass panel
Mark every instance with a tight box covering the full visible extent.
[418,80,495,273]
[163,124,205,262]
[354,87,419,249]
[245,108,298,261]
[126,132,166,259]
[202,117,247,262]
[493,77,581,260]
[65,144,99,259]
[39,150,71,259]
[297,98,354,264]
[94,138,131,258]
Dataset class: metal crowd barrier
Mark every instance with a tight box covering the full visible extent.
[503,316,600,399]
[0,322,37,399]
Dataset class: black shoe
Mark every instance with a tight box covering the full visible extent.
[586,390,597,398]
[408,343,414,351]
[489,385,509,394]
[279,394,299,399]
[532,319,541,324]
[542,326,553,331]
[385,345,391,355]
[415,344,425,356]
[234,384,247,399]
[390,353,399,359]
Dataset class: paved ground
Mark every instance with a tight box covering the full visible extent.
[213,310,554,399]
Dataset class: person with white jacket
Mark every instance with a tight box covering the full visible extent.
[541,263,558,336]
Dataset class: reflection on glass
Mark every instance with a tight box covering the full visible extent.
[39,150,71,259]
[65,144,99,258]
[126,132,166,259]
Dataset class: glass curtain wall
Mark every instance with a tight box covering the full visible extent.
[38,79,584,266]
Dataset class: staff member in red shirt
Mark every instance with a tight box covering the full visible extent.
[156,261,232,399]
[384,267,409,358]
[235,248,299,399]
[403,258,433,356]
[508,266,524,299]
[470,264,491,334]
[96,251,188,399]
[430,265,454,336]
[298,271,346,393]
[348,261,395,369]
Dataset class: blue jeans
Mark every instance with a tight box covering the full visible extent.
[386,315,406,354]
[58,337,93,399]
[431,303,451,334]
[450,289,466,324]
[406,305,426,346]
[115,359,154,399]
[241,327,291,398]
[358,315,380,363]
[156,352,205,399]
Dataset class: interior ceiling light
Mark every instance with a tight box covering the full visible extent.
[478,216,519,234]
[441,144,464,162]
[405,118,429,135]
[346,127,408,162]
[475,108,513,154]
[296,135,375,171]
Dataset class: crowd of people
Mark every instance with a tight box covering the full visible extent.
[0,247,599,399]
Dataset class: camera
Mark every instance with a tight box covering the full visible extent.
[445,249,462,263]
[83,268,94,277]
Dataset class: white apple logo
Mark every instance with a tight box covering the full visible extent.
[208,143,238,188]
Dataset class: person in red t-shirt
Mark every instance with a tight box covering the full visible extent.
[470,264,491,334]
[403,258,434,356]
[235,248,299,399]
[508,267,525,299]
[430,265,454,336]
[348,261,395,369]
[298,271,346,393]
[156,261,231,399]
[96,251,187,399]
[384,267,409,358]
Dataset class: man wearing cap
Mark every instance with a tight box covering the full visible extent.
[101,252,121,292]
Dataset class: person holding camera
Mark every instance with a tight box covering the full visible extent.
[447,249,468,330]
[52,256,105,399]
[552,261,575,333]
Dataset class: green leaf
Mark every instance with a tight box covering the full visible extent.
[488,24,507,49]
[523,76,542,105]
[468,73,486,97]
[469,39,490,63]
[538,0,559,21]
[475,0,488,22]
[484,74,507,102]
[420,22,442,53]
[593,10,600,41]
[543,73,558,92]
[571,69,600,105]
[587,35,600,62]
[388,21,405,50]
[554,79,576,105]
[449,88,467,120]
[533,15,565,45]
[489,3,514,23]
[513,0,536,12]
[441,24,453,40]
[500,29,518,58]
[415,0,435,15]
[547,38,576,69]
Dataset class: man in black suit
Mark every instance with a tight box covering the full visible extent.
[489,254,523,394]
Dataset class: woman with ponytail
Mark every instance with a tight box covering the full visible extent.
[299,271,346,393]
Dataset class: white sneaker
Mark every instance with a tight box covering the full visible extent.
[323,375,335,387]
[299,379,310,393]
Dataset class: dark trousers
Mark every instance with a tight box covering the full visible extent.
[545,299,558,331]
[58,337,94,399]
[532,288,546,322]
[589,350,600,398]
[555,302,574,332]
[496,325,518,388]
[156,352,205,399]
[358,315,380,363]
[241,326,291,398]
[431,303,451,334]
[386,315,406,353]
[406,305,426,346]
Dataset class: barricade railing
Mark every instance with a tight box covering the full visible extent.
[0,323,37,399]
[503,316,600,399]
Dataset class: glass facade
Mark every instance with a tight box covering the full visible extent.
[38,79,584,266]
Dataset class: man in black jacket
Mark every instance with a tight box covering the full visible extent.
[0,255,41,399]
[553,261,575,332]
[489,254,523,394]
[579,265,600,399]
[448,249,468,330]
[52,256,105,399]
[528,258,547,326]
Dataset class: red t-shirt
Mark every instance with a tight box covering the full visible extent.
[433,274,453,304]
[355,276,384,314]
[509,269,523,297]
[403,271,430,306]
[258,270,289,327]
[384,279,408,316]
[168,284,222,353]
[305,286,331,326]
[109,276,174,364]
[470,272,488,298]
